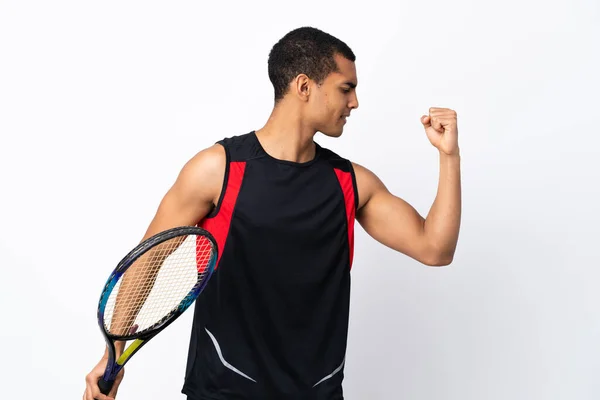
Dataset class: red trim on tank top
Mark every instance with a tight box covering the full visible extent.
[334,168,356,269]
[195,235,214,274]
[198,161,246,269]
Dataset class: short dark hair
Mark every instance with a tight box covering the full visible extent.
[267,27,356,102]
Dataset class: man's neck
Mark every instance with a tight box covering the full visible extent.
[255,102,317,163]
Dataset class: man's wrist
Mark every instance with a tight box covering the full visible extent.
[439,148,461,159]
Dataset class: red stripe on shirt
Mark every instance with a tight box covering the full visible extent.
[334,168,356,269]
[199,161,246,270]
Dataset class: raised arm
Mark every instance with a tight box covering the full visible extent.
[355,108,461,266]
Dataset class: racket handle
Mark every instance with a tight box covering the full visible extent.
[97,378,114,396]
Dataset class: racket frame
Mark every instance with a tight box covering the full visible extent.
[96,226,218,388]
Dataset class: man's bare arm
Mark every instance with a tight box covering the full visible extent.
[85,143,226,400]
[113,143,226,352]
[140,143,226,241]
[354,154,461,266]
[354,108,461,266]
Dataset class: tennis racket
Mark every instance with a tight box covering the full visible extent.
[95,226,218,397]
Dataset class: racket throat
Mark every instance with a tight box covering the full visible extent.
[117,339,144,365]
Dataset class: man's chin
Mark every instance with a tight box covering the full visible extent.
[319,127,344,138]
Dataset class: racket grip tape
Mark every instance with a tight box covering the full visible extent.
[97,377,114,396]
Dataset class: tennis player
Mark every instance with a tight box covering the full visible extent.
[84,26,461,400]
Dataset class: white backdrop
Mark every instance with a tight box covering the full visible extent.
[1,1,599,399]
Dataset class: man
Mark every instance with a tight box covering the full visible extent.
[84,26,461,400]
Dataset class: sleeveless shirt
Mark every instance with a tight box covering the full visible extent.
[182,131,357,400]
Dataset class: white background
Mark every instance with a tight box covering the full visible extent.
[1,0,599,399]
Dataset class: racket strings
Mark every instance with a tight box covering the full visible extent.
[104,234,214,337]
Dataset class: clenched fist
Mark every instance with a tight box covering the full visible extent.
[421,108,459,156]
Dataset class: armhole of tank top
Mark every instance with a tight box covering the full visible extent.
[204,142,230,219]
[348,160,359,212]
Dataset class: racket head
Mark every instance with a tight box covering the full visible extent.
[96,226,217,383]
